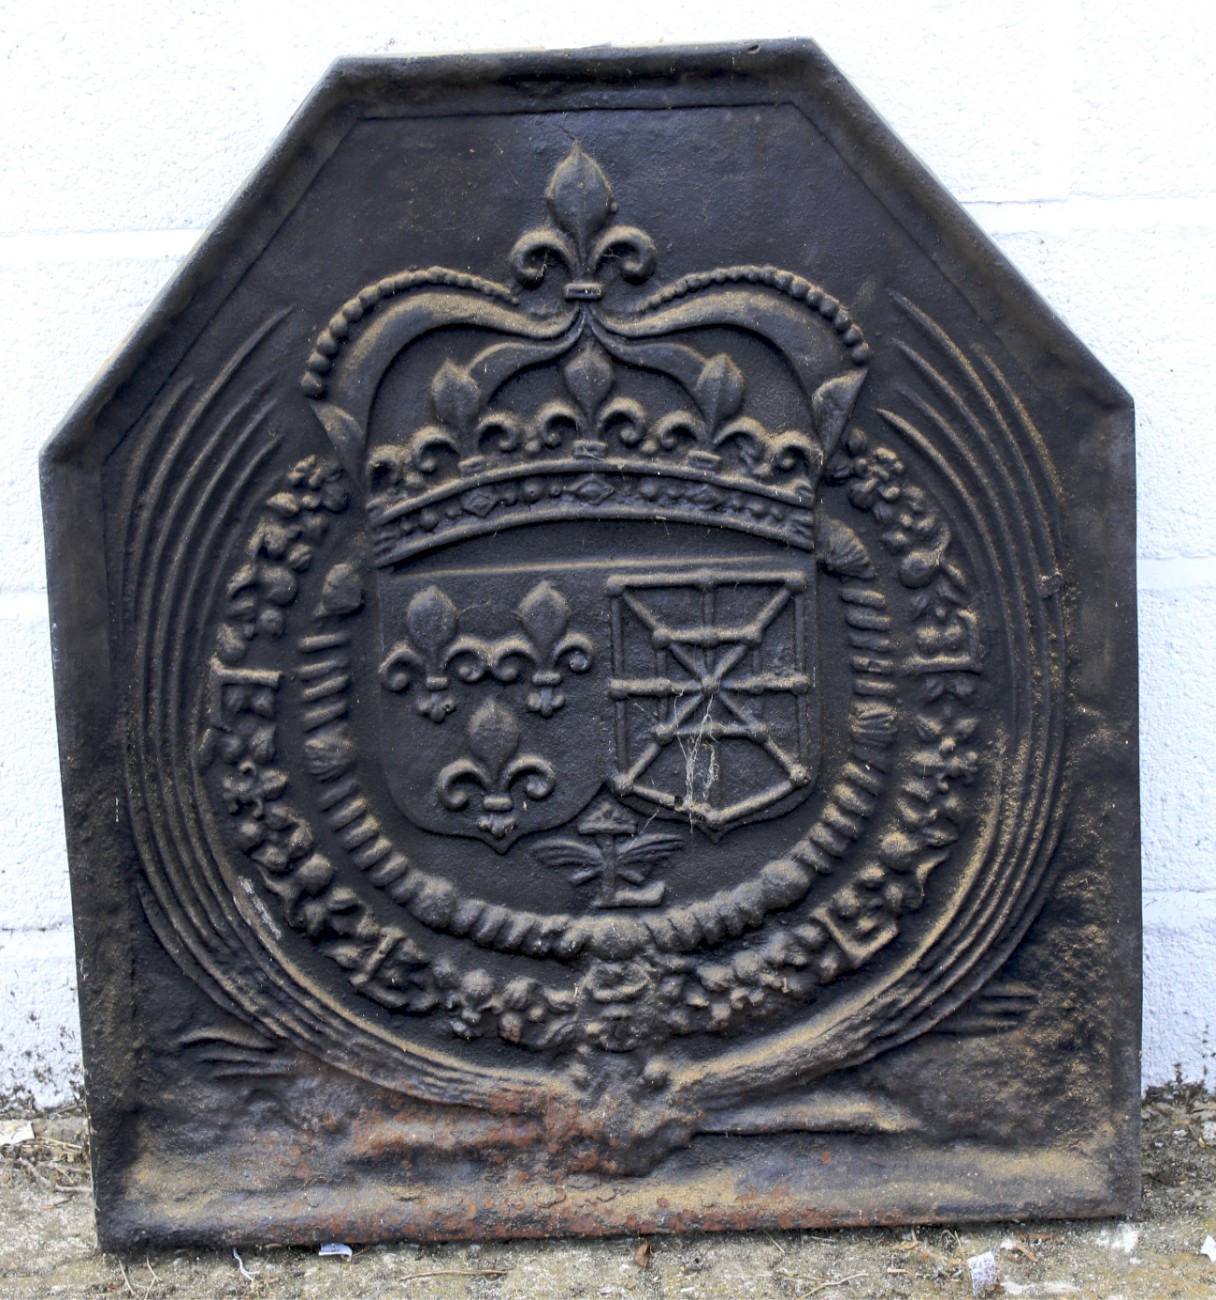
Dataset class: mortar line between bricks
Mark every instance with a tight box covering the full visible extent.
[0,929,77,957]
[2,196,1214,257]
[966,194,1216,234]
[0,593,52,617]
[0,229,204,264]
[1142,896,1216,928]
[1137,556,1216,590]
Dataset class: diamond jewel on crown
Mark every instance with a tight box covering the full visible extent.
[302,145,870,567]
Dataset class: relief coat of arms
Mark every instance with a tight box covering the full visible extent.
[124,137,1064,1170]
[307,146,859,856]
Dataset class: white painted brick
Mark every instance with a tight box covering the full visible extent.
[989,219,1216,561]
[0,600,71,933]
[1139,556,1216,591]
[1138,588,1216,895]
[805,0,1074,203]
[0,3,1212,1099]
[0,241,189,592]
[0,930,80,1108]
[1073,0,1216,199]
[0,4,274,235]
[1143,892,1216,1086]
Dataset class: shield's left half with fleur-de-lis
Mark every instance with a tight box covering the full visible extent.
[375,562,609,849]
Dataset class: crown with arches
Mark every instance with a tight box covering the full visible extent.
[302,145,869,566]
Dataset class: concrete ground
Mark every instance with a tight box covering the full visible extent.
[2,1083,1214,1298]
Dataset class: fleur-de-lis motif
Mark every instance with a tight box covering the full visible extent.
[379,585,462,721]
[436,700,556,840]
[513,581,593,717]
[563,344,614,422]
[380,580,594,723]
[509,144,657,296]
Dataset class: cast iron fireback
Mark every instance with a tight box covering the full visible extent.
[42,43,1139,1248]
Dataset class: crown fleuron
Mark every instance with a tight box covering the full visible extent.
[303,145,869,567]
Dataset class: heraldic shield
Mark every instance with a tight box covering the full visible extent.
[376,556,818,849]
[345,145,850,851]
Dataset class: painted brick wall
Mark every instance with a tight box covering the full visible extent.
[2,0,1211,1104]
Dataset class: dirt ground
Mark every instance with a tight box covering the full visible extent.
[2,1083,1214,1299]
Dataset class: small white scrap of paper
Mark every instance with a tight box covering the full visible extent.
[1200,1234,1216,1262]
[319,1242,353,1260]
[0,1120,34,1148]
[967,1249,998,1296]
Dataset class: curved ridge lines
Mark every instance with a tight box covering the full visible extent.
[125,309,291,612]
[869,310,1065,1046]
[320,294,577,455]
[681,298,1066,1110]
[127,318,550,1111]
[118,378,192,621]
[129,318,337,1057]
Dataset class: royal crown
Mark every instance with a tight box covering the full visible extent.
[302,145,869,567]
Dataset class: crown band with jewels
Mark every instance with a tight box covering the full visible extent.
[303,145,869,567]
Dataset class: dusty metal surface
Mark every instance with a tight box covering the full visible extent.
[41,43,1139,1249]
